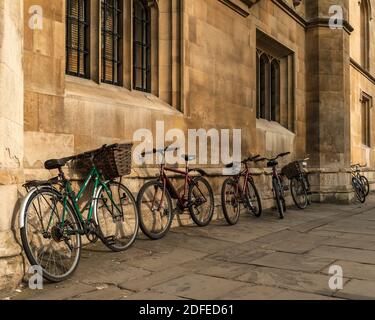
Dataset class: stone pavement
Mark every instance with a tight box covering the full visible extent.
[3,196,375,300]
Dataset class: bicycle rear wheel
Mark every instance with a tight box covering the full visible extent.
[188,176,215,227]
[20,187,81,282]
[137,180,173,240]
[221,178,241,225]
[272,177,284,219]
[290,177,308,209]
[94,181,139,252]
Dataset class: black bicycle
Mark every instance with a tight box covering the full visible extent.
[351,164,369,203]
[257,152,290,219]
[282,158,311,209]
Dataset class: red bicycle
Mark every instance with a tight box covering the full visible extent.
[137,146,215,240]
[221,155,263,225]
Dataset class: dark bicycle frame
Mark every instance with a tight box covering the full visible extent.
[24,152,124,238]
[227,156,259,202]
[148,148,209,211]
[58,166,123,235]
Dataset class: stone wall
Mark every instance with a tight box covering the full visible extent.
[0,0,24,290]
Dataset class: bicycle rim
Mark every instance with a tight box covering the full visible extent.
[188,176,215,227]
[137,180,173,240]
[95,181,139,251]
[221,178,240,225]
[290,178,308,209]
[20,188,81,282]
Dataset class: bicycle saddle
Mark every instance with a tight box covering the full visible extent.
[267,160,278,168]
[182,154,196,162]
[44,157,72,170]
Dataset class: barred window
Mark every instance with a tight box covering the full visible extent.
[362,95,371,147]
[101,0,122,85]
[133,0,151,92]
[66,0,90,78]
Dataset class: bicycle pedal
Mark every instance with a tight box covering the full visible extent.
[104,236,117,245]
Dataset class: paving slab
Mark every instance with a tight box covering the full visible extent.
[309,245,375,265]
[322,260,375,282]
[218,285,337,300]
[250,252,335,272]
[255,230,328,254]
[123,290,187,300]
[72,286,132,300]
[334,279,375,300]
[151,274,244,300]
[208,242,272,265]
[317,218,375,235]
[126,247,208,272]
[182,258,253,280]
[236,266,346,296]
[119,266,188,292]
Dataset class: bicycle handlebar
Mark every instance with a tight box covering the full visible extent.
[256,152,291,162]
[141,146,180,157]
[225,155,261,168]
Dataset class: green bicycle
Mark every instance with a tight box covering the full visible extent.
[19,144,139,282]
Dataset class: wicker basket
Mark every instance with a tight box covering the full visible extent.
[72,143,133,180]
[281,161,303,179]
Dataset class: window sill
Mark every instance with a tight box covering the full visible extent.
[256,118,295,136]
[64,75,183,116]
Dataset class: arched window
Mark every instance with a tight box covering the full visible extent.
[360,0,371,70]
[66,0,90,78]
[133,0,151,92]
[271,59,280,122]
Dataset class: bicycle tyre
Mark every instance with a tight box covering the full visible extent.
[360,175,370,197]
[136,180,173,240]
[221,178,241,225]
[245,180,262,217]
[352,177,366,203]
[94,181,139,252]
[188,176,215,227]
[290,177,308,209]
[20,187,81,283]
[272,177,284,219]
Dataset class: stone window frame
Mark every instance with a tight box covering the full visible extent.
[65,0,160,94]
[101,0,123,86]
[256,29,295,132]
[65,0,183,110]
[360,90,373,148]
[360,0,372,71]
[66,0,91,78]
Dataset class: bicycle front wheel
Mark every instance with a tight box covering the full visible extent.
[245,180,262,217]
[272,177,284,219]
[136,180,173,240]
[360,175,370,197]
[20,187,81,283]
[221,178,241,225]
[188,176,215,227]
[352,177,366,203]
[290,177,308,209]
[95,181,139,252]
